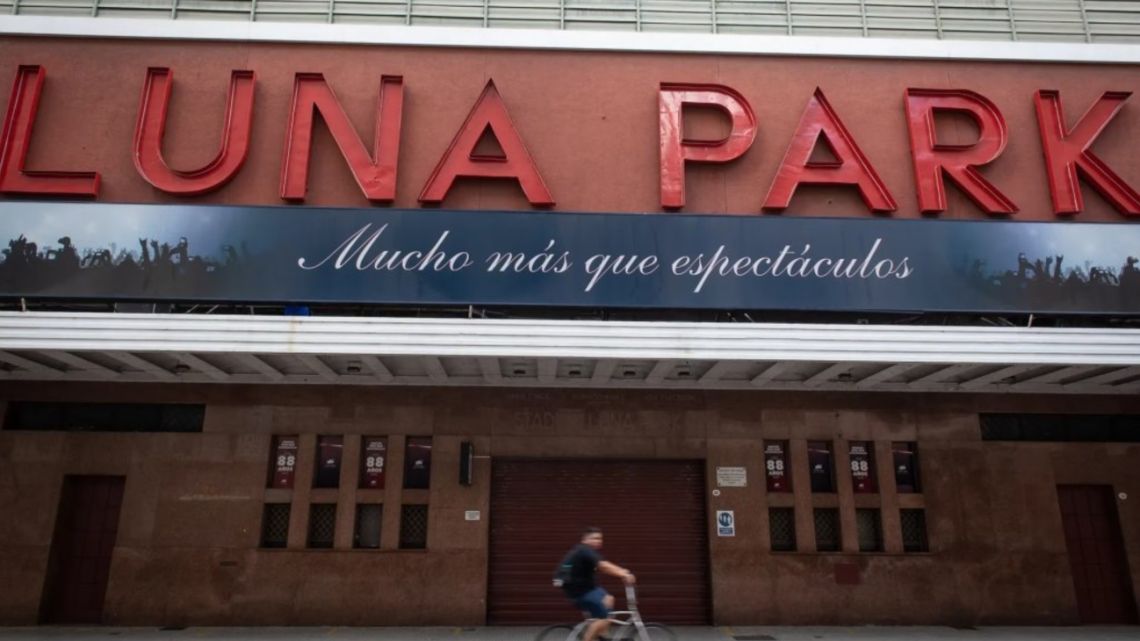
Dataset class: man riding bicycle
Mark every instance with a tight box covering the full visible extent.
[554,527,636,641]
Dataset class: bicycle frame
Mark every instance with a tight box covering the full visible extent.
[563,585,651,641]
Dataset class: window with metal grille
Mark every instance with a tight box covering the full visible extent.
[400,504,428,549]
[4,401,204,432]
[313,435,344,488]
[354,504,382,549]
[901,509,928,552]
[307,503,336,548]
[404,437,432,489]
[808,441,835,493]
[856,509,882,552]
[814,508,841,552]
[769,508,796,552]
[261,503,290,548]
[893,442,921,493]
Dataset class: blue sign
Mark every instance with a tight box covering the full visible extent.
[1,202,1138,315]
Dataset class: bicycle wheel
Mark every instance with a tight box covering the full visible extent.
[534,623,578,641]
[638,623,677,641]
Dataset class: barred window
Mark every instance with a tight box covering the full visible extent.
[901,509,929,553]
[400,504,429,549]
[307,504,336,549]
[856,509,882,552]
[261,503,290,548]
[354,504,382,549]
[814,508,841,552]
[769,508,796,552]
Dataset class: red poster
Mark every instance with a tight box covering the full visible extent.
[764,441,789,492]
[270,436,298,488]
[850,441,877,493]
[361,437,387,489]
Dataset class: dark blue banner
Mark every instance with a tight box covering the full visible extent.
[1,202,1138,314]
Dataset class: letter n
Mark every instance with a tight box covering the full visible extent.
[280,74,404,202]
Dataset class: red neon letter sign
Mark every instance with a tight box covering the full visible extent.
[281,74,404,202]
[659,83,756,209]
[419,80,553,206]
[0,65,100,197]
[763,88,896,213]
[904,89,1017,215]
[134,68,255,195]
[1035,90,1140,217]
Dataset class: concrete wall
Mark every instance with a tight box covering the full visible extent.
[1,382,1138,626]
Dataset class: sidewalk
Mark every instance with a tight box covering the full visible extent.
[0,628,1137,641]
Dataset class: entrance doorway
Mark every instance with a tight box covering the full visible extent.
[1057,484,1138,624]
[488,459,710,625]
[41,475,125,623]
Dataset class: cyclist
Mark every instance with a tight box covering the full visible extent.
[554,527,636,641]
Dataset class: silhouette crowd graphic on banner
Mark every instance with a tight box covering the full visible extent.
[1,234,251,297]
[964,251,1140,310]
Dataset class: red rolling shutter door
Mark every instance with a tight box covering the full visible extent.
[489,459,710,625]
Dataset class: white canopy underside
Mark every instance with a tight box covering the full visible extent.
[0,312,1138,395]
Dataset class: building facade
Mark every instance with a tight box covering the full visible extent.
[1,3,1139,628]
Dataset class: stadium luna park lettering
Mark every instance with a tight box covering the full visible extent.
[1,65,1138,217]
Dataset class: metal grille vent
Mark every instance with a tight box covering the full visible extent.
[769,507,796,552]
[354,504,382,549]
[813,508,841,552]
[400,504,429,549]
[901,508,929,552]
[307,503,337,548]
[261,503,290,548]
[856,508,882,552]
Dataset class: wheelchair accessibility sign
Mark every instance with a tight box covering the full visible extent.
[716,510,735,537]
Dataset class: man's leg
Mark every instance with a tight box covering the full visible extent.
[582,618,609,641]
[580,591,614,641]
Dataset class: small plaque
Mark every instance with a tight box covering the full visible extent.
[465,510,481,521]
[716,466,747,488]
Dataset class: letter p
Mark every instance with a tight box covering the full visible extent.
[659,83,756,209]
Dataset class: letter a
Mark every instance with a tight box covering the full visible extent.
[418,80,553,206]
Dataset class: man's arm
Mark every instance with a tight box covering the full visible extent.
[598,560,636,584]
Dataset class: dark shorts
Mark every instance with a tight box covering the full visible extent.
[573,587,611,619]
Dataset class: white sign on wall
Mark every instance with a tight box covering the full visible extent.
[716,467,747,487]
[465,510,481,521]
[716,510,735,537]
